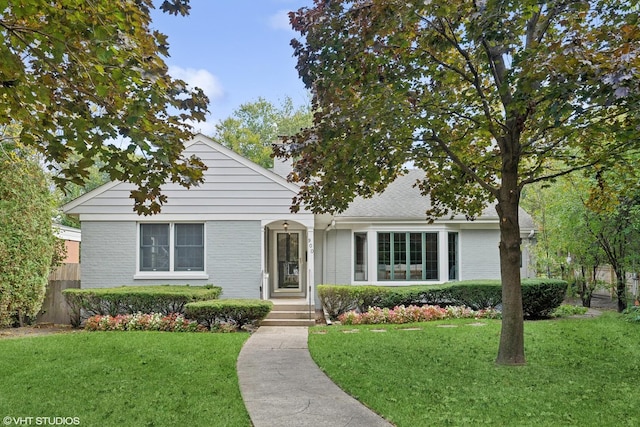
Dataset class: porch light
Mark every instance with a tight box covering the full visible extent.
[283,221,289,231]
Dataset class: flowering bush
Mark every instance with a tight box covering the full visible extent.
[84,312,207,332]
[338,305,502,325]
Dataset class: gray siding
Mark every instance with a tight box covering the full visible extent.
[80,221,138,288]
[324,229,352,284]
[68,140,299,217]
[459,229,500,280]
[207,221,261,299]
[80,220,262,299]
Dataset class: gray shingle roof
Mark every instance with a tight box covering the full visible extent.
[336,169,535,229]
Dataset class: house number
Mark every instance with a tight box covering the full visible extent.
[308,238,314,254]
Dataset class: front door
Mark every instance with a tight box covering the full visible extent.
[275,231,302,293]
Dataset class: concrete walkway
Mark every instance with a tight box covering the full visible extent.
[237,326,393,427]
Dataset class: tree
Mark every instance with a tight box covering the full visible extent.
[212,97,312,168]
[584,162,640,311]
[279,1,640,365]
[524,169,640,311]
[0,0,208,215]
[524,175,608,307]
[56,156,111,228]
[0,146,59,327]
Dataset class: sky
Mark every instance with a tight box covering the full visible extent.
[150,0,314,136]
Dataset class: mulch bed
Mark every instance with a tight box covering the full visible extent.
[0,323,75,340]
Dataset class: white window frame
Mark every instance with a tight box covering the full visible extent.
[134,222,209,280]
[350,227,453,285]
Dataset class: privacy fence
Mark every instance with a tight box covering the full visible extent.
[37,263,80,324]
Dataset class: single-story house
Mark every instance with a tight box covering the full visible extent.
[63,134,536,308]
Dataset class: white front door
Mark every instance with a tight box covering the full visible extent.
[274,231,303,293]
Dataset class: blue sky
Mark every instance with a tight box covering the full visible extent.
[150,0,314,135]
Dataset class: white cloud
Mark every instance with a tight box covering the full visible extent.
[185,117,217,137]
[168,66,225,101]
[268,9,294,32]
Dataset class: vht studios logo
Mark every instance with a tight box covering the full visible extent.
[3,417,80,426]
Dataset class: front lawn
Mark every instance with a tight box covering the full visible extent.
[309,313,640,426]
[0,332,251,427]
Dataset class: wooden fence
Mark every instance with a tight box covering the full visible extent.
[37,263,81,325]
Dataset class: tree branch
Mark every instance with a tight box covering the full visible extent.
[430,131,499,197]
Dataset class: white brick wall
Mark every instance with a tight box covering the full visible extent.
[207,221,262,299]
[81,220,262,298]
[81,221,137,288]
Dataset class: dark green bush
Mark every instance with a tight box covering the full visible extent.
[446,281,503,309]
[62,285,222,326]
[521,279,568,318]
[184,299,272,329]
[353,286,392,312]
[317,285,358,319]
[318,279,566,319]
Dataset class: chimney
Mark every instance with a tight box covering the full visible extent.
[272,155,293,179]
[271,138,293,178]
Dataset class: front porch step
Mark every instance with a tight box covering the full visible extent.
[269,310,314,320]
[260,318,316,327]
[262,303,316,327]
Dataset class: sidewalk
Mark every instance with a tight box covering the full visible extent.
[237,326,393,427]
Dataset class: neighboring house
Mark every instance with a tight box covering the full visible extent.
[63,134,536,307]
[54,225,81,264]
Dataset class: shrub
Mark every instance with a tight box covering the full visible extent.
[317,285,359,319]
[0,151,59,327]
[338,304,502,325]
[353,286,392,312]
[319,279,566,319]
[84,312,205,332]
[63,285,222,327]
[521,279,567,318]
[622,305,640,323]
[318,285,394,319]
[446,281,503,309]
[185,299,273,329]
[552,304,589,317]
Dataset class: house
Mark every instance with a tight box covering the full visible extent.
[63,134,536,309]
[54,224,81,264]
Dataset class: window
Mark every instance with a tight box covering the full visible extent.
[140,224,169,271]
[140,223,204,272]
[378,232,438,281]
[354,233,368,281]
[448,232,459,280]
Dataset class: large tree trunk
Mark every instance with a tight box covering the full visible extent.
[495,170,526,366]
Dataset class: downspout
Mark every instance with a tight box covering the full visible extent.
[322,218,336,286]
[321,218,336,324]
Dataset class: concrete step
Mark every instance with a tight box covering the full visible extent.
[260,318,316,327]
[263,302,316,327]
[269,303,312,312]
[266,310,314,320]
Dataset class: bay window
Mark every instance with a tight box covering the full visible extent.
[377,232,438,281]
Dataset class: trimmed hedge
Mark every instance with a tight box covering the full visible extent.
[185,299,273,329]
[318,279,567,320]
[521,279,568,318]
[63,285,222,327]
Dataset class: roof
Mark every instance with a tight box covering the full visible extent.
[337,170,535,229]
[54,224,81,241]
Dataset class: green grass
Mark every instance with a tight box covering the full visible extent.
[0,332,251,427]
[309,313,640,426]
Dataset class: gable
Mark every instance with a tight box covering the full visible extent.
[63,134,306,218]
